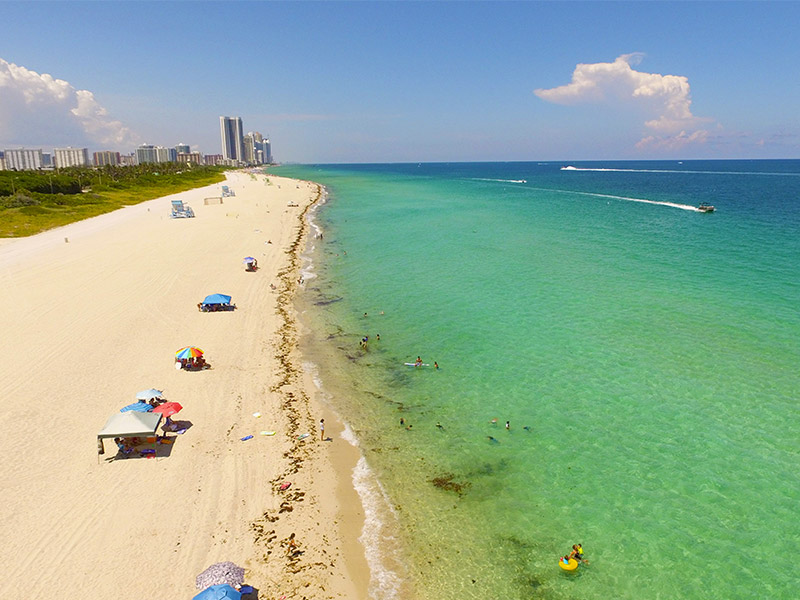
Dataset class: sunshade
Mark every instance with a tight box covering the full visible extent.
[135,389,163,401]
[120,402,153,413]
[176,346,204,359]
[151,402,182,418]
[202,293,232,305]
[196,562,246,591]
[98,411,162,439]
[243,257,255,263]
[192,584,242,600]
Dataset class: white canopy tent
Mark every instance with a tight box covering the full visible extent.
[97,411,163,459]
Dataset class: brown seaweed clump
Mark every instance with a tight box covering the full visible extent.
[430,473,471,496]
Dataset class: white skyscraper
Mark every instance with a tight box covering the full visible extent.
[54,147,90,168]
[219,116,245,162]
[4,148,44,170]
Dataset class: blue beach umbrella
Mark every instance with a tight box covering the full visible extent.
[135,388,163,401]
[243,257,255,263]
[192,584,242,600]
[202,293,232,305]
[120,402,153,413]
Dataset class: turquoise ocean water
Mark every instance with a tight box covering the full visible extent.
[275,161,799,600]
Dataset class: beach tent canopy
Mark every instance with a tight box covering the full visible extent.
[193,584,241,600]
[98,411,163,439]
[202,293,232,305]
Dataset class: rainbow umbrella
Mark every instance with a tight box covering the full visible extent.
[176,346,204,360]
[151,402,183,418]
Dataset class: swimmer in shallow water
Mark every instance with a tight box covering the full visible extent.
[571,544,588,564]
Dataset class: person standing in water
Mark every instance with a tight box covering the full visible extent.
[415,356,423,367]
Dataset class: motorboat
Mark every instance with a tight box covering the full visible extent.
[698,203,715,213]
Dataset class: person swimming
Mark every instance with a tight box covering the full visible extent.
[570,544,588,564]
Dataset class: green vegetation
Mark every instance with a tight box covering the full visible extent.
[0,163,228,237]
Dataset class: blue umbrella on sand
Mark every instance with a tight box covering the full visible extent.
[120,402,153,413]
[192,584,241,600]
[202,293,232,305]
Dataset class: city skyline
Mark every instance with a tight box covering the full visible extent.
[1,2,799,162]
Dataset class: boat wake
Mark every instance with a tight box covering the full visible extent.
[531,187,701,212]
[561,165,800,177]
[470,178,527,184]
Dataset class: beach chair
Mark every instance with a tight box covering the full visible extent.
[170,199,195,218]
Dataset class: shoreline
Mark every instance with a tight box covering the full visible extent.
[0,171,371,598]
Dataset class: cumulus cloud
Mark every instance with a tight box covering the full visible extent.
[0,57,139,148]
[635,129,709,151]
[535,54,712,151]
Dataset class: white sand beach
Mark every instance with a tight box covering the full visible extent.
[0,172,369,598]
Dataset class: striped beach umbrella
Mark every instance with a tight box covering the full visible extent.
[175,346,204,360]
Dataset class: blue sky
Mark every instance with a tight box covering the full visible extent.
[1,1,799,162]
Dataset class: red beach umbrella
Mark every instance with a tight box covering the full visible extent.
[151,402,183,418]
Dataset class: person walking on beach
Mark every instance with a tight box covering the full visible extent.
[319,418,325,441]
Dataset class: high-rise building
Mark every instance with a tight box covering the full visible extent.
[54,147,90,168]
[177,152,203,165]
[0,151,5,171]
[259,138,273,164]
[136,144,158,164]
[243,133,256,164]
[219,116,244,162]
[136,144,173,164]
[175,143,190,155]
[204,154,223,166]
[94,151,121,166]
[4,148,44,170]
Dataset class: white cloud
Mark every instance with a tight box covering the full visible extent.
[635,129,710,151]
[535,54,712,150]
[0,57,139,149]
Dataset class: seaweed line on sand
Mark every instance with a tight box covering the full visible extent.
[249,183,346,599]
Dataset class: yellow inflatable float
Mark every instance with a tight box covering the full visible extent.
[559,557,579,571]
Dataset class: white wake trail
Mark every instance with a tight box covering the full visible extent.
[531,187,700,211]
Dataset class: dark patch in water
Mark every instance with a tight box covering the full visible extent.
[430,473,471,497]
[314,296,344,306]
